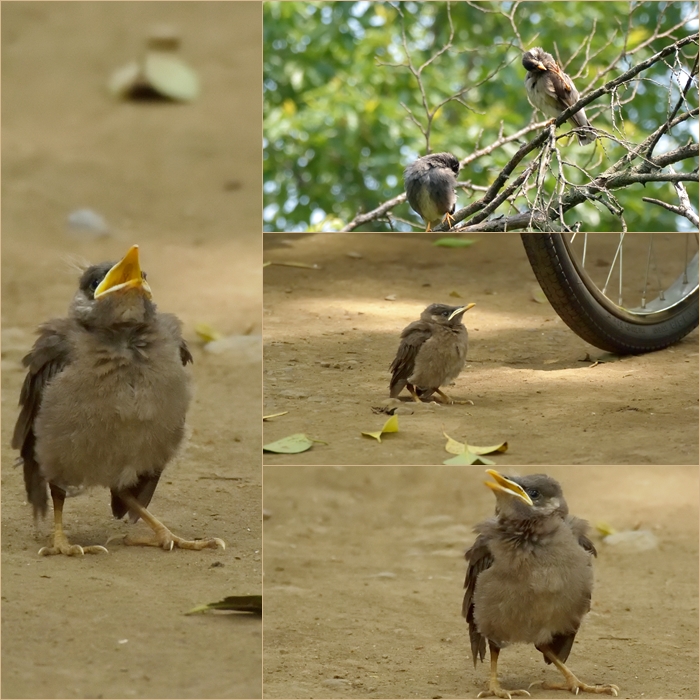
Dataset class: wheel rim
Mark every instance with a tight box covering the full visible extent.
[562,233,699,324]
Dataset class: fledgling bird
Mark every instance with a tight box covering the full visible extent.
[522,47,596,146]
[463,470,619,698]
[12,245,225,556]
[389,302,475,404]
[404,152,461,231]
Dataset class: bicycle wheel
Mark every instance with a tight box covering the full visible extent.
[521,233,699,353]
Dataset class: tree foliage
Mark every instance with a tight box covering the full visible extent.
[263,1,698,232]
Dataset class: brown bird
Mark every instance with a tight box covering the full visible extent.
[463,470,619,698]
[389,302,475,404]
[12,245,225,556]
[522,47,596,146]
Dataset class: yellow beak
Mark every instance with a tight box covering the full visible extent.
[448,302,476,321]
[483,469,533,506]
[94,245,152,299]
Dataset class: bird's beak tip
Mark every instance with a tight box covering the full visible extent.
[94,244,151,299]
[483,469,533,506]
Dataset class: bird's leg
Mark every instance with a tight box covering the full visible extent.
[535,646,619,696]
[118,492,225,552]
[434,388,454,404]
[407,383,422,403]
[478,643,531,699]
[424,221,433,232]
[443,212,456,229]
[435,387,474,406]
[38,484,109,556]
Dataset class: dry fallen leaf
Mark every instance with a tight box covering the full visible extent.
[186,595,262,616]
[443,432,508,456]
[264,261,320,269]
[362,414,399,442]
[263,411,289,421]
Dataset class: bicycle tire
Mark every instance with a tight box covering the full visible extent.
[521,233,699,353]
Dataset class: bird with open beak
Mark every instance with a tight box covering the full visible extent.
[12,245,225,556]
[390,302,475,404]
[522,47,596,146]
[404,152,461,231]
[463,470,618,698]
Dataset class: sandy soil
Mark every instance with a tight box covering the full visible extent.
[263,232,699,466]
[2,3,261,698]
[262,465,699,699]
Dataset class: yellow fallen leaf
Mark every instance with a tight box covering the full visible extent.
[444,451,496,465]
[595,522,617,537]
[444,432,467,455]
[362,414,399,442]
[469,441,508,455]
[263,411,289,421]
[443,432,508,456]
[194,323,224,343]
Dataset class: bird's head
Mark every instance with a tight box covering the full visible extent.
[421,302,475,326]
[427,152,461,175]
[71,245,155,326]
[484,469,569,521]
[522,47,549,72]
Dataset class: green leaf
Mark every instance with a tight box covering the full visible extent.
[433,238,478,248]
[263,433,326,453]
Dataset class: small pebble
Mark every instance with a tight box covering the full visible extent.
[67,209,109,237]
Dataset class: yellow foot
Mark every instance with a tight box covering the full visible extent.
[478,684,530,699]
[532,680,619,696]
[39,534,109,557]
[121,527,225,552]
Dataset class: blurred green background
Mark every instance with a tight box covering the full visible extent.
[263,1,698,232]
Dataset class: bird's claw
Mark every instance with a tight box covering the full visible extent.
[122,530,226,552]
[478,688,530,699]
[538,681,619,697]
[39,543,109,556]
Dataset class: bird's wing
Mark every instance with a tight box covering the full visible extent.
[539,515,596,665]
[11,319,74,517]
[463,531,494,666]
[568,515,597,557]
[389,321,432,394]
[179,339,194,365]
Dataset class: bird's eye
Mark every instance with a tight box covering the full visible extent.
[88,277,101,293]
[526,488,540,499]
[442,310,450,316]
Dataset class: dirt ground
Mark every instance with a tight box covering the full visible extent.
[262,465,699,699]
[2,3,261,698]
[263,232,699,466]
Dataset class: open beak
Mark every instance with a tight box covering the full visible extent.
[484,469,533,506]
[448,302,476,321]
[94,245,152,299]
